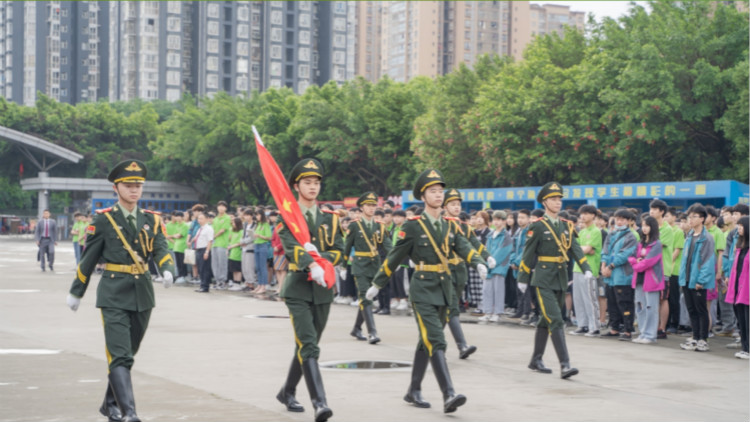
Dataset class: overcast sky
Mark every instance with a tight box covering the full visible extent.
[530,1,650,21]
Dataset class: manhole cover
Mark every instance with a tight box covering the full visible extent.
[242,315,290,319]
[320,360,412,371]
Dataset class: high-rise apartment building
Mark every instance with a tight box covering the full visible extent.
[354,1,382,83]
[1,1,355,105]
[376,1,585,82]
[0,1,109,106]
[380,1,444,83]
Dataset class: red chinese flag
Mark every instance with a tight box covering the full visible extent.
[252,126,335,288]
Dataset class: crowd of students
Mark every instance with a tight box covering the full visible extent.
[75,197,747,359]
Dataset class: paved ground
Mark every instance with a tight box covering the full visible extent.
[0,237,747,422]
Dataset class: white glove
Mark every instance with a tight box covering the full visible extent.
[518,283,528,294]
[163,271,174,289]
[584,270,594,282]
[303,242,318,254]
[409,260,415,268]
[487,257,497,269]
[366,285,380,301]
[66,294,81,312]
[339,269,347,280]
[310,264,326,287]
[477,264,488,280]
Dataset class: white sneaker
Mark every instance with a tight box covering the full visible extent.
[350,299,359,307]
[478,314,491,322]
[489,314,500,323]
[228,283,243,291]
[680,338,697,351]
[396,299,409,311]
[735,351,749,359]
[695,339,710,352]
[175,277,187,284]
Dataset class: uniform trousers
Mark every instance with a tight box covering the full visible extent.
[285,297,330,362]
[448,265,468,317]
[572,272,600,332]
[101,307,151,370]
[534,286,565,331]
[411,301,448,356]
[355,276,374,308]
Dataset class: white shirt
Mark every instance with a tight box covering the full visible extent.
[194,224,214,249]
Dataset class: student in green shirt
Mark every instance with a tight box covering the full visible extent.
[169,212,189,282]
[570,205,603,336]
[649,200,674,339]
[253,210,273,294]
[70,212,86,266]
[212,201,233,289]
[227,217,244,291]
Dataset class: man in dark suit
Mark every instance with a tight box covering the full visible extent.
[35,209,57,271]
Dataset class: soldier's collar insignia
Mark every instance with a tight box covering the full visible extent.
[125,162,142,172]
[427,170,439,178]
[304,160,319,169]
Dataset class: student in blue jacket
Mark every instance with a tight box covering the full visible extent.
[600,209,638,340]
[679,204,716,353]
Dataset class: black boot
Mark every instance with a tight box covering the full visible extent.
[448,315,476,359]
[550,328,579,379]
[350,310,366,341]
[108,366,141,422]
[430,350,466,413]
[528,326,552,374]
[276,357,304,412]
[362,305,381,344]
[403,348,431,408]
[301,358,333,422]
[99,383,123,422]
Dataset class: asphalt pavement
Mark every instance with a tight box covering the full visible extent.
[0,237,747,422]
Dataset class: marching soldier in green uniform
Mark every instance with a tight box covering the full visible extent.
[275,158,343,422]
[343,192,391,344]
[66,160,175,422]
[517,182,593,379]
[442,188,495,359]
[366,170,488,414]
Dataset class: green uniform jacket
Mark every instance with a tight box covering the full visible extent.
[69,205,175,311]
[371,214,487,306]
[278,208,344,305]
[517,216,591,291]
[343,219,392,278]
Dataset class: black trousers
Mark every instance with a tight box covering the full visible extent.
[389,266,409,299]
[667,275,681,329]
[174,251,186,278]
[734,303,749,353]
[196,248,211,290]
[607,285,634,333]
[683,287,709,341]
[505,268,518,309]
